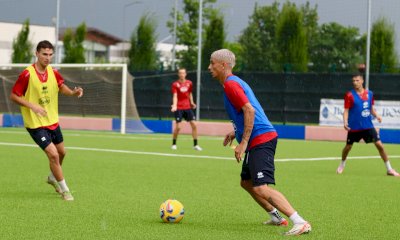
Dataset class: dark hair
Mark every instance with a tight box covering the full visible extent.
[351,73,364,79]
[36,40,54,52]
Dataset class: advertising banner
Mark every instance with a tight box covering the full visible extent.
[319,99,400,129]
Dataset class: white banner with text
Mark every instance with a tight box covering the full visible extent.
[319,99,400,129]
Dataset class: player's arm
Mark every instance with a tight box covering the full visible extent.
[370,96,382,123]
[343,108,350,131]
[10,69,47,117]
[59,84,83,98]
[189,92,196,109]
[371,105,382,123]
[171,93,178,112]
[10,92,47,117]
[343,92,352,131]
[236,103,255,160]
[223,131,236,147]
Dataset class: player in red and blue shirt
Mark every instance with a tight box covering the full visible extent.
[170,68,202,151]
[208,49,311,236]
[336,74,399,176]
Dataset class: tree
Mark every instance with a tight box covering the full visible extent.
[370,17,398,73]
[62,22,86,63]
[301,2,319,70]
[128,14,158,72]
[238,2,280,71]
[12,19,33,63]
[201,10,225,70]
[311,23,362,72]
[167,0,216,70]
[275,2,308,72]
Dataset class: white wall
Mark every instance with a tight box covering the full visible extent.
[0,22,55,64]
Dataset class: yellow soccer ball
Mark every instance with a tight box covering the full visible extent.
[159,199,185,223]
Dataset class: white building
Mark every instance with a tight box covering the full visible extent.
[0,22,56,64]
[0,21,185,67]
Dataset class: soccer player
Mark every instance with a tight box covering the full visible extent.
[336,74,399,176]
[170,68,202,151]
[208,49,311,236]
[10,40,83,201]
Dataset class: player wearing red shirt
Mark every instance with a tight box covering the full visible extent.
[209,49,311,236]
[10,40,84,201]
[337,74,399,176]
[170,68,202,151]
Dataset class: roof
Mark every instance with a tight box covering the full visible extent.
[59,27,123,46]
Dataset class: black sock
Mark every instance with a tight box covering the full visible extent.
[173,139,177,145]
[194,139,198,146]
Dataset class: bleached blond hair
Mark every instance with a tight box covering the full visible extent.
[210,49,236,69]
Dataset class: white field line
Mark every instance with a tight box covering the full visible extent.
[1,141,400,162]
[0,130,222,141]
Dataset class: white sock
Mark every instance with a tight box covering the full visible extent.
[385,161,392,171]
[340,160,346,168]
[289,212,306,225]
[268,208,284,222]
[58,179,70,193]
[48,172,56,182]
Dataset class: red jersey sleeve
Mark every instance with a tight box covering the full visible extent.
[344,91,354,109]
[224,81,249,112]
[171,82,177,94]
[53,68,65,87]
[12,69,30,96]
[188,80,193,93]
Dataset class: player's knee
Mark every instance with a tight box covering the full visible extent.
[48,153,60,165]
[59,149,66,159]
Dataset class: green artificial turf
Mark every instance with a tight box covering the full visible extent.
[0,128,399,239]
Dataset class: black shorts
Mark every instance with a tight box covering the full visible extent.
[26,125,64,150]
[241,137,278,186]
[174,109,196,123]
[346,128,380,145]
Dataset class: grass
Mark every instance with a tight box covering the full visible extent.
[0,127,399,239]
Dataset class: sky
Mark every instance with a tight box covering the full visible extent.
[0,0,399,52]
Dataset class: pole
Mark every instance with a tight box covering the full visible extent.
[365,0,372,90]
[123,1,142,62]
[55,0,60,63]
[171,0,178,70]
[195,0,203,120]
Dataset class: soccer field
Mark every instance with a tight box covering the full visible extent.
[0,128,399,239]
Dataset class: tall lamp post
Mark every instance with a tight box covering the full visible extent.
[122,1,142,62]
[195,0,203,120]
[55,0,60,63]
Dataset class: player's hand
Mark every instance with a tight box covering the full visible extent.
[32,104,47,117]
[376,115,382,123]
[344,123,350,131]
[191,103,197,109]
[223,131,235,146]
[234,141,248,163]
[171,105,177,112]
[73,87,83,98]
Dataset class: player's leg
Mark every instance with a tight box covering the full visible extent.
[187,110,202,150]
[172,111,183,149]
[374,140,399,176]
[365,128,399,176]
[241,179,288,226]
[337,132,356,174]
[189,121,202,151]
[245,138,310,235]
[47,126,73,200]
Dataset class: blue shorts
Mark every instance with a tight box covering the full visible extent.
[26,125,64,150]
[174,109,196,123]
[241,137,277,186]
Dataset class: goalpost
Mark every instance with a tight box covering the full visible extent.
[0,63,151,134]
